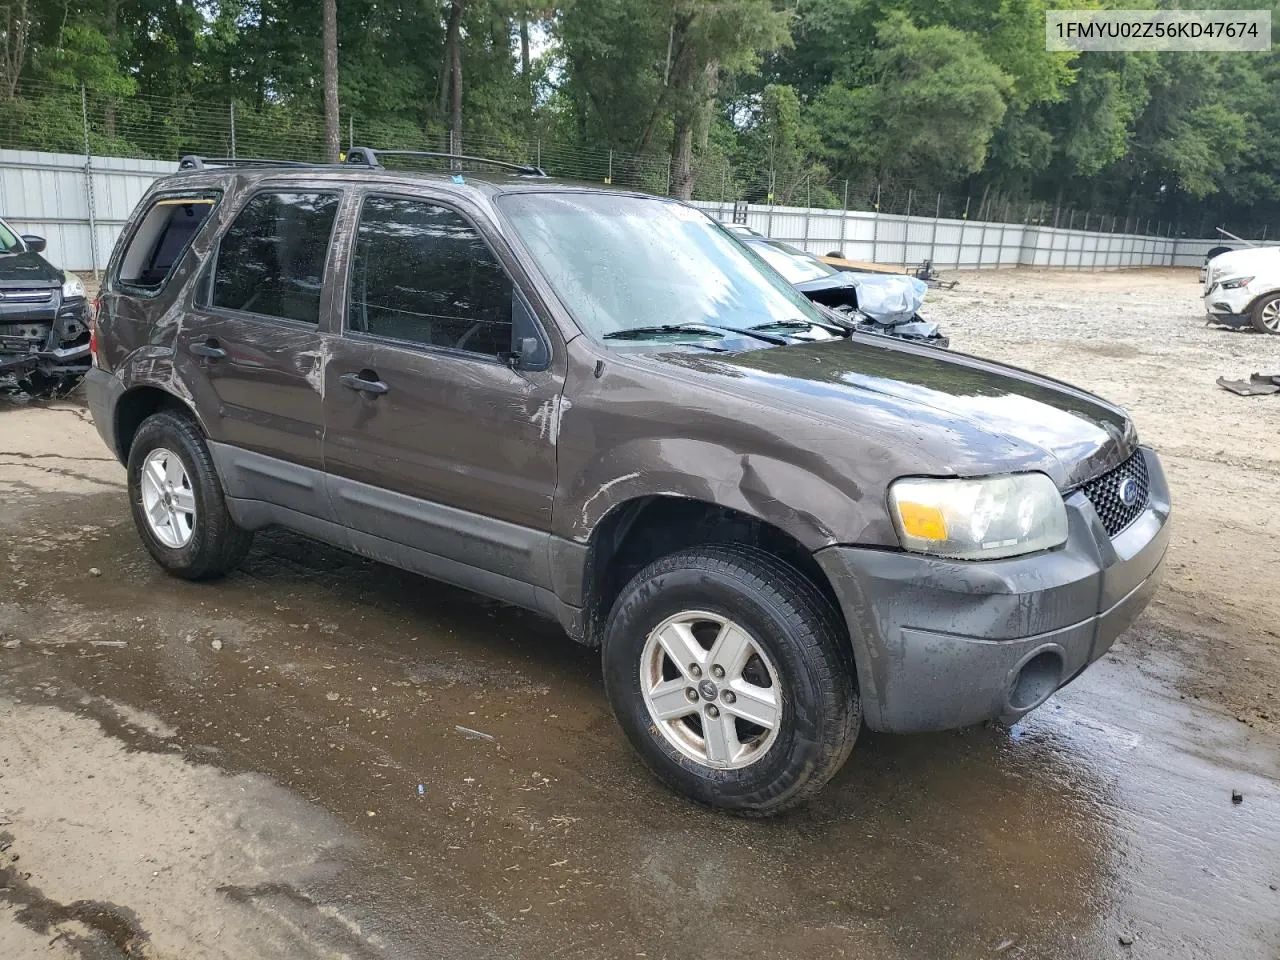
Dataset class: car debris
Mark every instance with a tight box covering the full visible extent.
[1216,373,1280,396]
[734,233,949,347]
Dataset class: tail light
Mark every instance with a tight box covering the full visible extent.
[89,296,101,365]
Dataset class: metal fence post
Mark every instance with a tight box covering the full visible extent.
[996,202,1009,268]
[977,200,989,271]
[349,115,354,152]
[230,101,237,158]
[902,189,912,266]
[1080,212,1089,270]
[80,85,100,281]
[871,184,881,264]
[802,175,811,251]
[956,195,970,270]
[928,194,941,267]
[837,179,849,255]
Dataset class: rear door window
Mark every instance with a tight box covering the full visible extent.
[116,196,218,292]
[211,191,340,325]
[347,195,513,357]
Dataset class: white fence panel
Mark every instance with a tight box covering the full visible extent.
[0,157,1249,274]
[0,149,174,271]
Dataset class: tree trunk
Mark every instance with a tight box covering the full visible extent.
[441,0,466,157]
[670,110,694,199]
[103,0,120,138]
[0,0,30,102]
[519,14,531,82]
[322,0,340,162]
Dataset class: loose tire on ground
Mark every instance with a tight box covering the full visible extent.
[601,543,860,816]
[1250,292,1280,334]
[126,410,253,580]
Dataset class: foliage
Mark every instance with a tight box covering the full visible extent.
[1,0,1279,230]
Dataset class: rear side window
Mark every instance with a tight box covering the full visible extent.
[116,196,218,292]
[348,196,513,356]
[211,191,340,325]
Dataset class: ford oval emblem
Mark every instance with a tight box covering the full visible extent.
[1116,477,1140,507]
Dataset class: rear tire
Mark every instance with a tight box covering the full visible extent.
[602,544,859,816]
[126,410,253,580]
[1250,293,1280,334]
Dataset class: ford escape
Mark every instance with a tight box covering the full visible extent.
[85,149,1170,815]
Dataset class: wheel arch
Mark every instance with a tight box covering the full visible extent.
[113,384,204,462]
[574,495,852,658]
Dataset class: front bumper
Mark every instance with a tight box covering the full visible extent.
[1203,286,1254,326]
[816,447,1171,733]
[0,297,92,375]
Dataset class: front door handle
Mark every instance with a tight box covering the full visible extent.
[189,338,227,360]
[340,371,389,395]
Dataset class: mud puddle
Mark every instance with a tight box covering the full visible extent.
[2,490,1277,959]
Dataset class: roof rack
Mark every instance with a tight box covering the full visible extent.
[176,154,378,171]
[344,146,547,177]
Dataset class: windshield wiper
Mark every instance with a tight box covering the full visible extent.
[602,322,788,345]
[603,324,726,341]
[748,318,848,336]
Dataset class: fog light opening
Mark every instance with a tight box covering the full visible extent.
[1008,650,1064,712]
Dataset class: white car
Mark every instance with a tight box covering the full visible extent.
[1203,246,1280,334]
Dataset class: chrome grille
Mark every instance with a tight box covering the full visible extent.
[0,289,54,304]
[1081,451,1149,537]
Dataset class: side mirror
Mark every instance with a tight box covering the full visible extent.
[21,234,46,253]
[503,336,542,370]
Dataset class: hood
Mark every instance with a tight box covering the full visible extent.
[1206,246,1280,283]
[645,337,1134,489]
[0,250,63,289]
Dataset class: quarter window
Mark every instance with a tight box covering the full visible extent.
[116,195,218,292]
[212,192,339,324]
[348,196,513,357]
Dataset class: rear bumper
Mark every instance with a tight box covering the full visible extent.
[816,447,1171,733]
[84,366,126,462]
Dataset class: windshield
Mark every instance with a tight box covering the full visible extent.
[746,239,836,284]
[0,218,22,254]
[496,192,827,338]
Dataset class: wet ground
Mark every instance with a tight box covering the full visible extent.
[3,271,1280,958]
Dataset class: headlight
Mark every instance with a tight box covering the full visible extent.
[1220,276,1253,289]
[62,273,85,299]
[889,473,1068,560]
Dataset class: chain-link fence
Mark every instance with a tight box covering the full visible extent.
[3,80,1258,239]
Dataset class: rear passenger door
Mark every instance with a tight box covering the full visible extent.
[322,192,563,592]
[174,187,343,519]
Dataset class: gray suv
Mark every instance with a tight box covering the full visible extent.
[85,149,1170,815]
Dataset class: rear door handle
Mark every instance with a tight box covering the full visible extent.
[189,338,227,360]
[340,371,389,395]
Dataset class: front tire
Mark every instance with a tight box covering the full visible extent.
[1250,293,1280,334]
[602,544,860,816]
[126,410,253,580]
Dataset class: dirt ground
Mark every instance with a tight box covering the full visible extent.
[1,267,1278,959]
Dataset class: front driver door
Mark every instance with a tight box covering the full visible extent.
[322,192,563,597]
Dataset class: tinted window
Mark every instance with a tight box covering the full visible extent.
[212,192,339,324]
[348,196,513,356]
